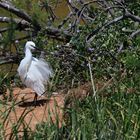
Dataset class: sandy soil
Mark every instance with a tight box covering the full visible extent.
[0,79,125,139]
[0,87,64,139]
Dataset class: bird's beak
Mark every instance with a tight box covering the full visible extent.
[31,45,43,51]
[36,47,43,52]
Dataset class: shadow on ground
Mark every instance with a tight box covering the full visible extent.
[18,99,49,107]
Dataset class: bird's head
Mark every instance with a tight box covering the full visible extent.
[25,41,36,50]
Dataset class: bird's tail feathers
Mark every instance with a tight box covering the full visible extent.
[33,81,46,96]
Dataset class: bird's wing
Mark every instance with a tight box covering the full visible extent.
[25,76,45,96]
[23,58,45,96]
[24,57,52,96]
[26,58,44,82]
[35,59,53,80]
[17,58,30,83]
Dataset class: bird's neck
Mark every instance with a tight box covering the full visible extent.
[24,48,33,70]
[25,48,32,59]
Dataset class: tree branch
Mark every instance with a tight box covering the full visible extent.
[0,16,30,28]
[0,1,41,30]
[125,10,140,23]
[0,1,31,22]
[86,15,124,43]
[130,29,140,38]
[0,55,19,65]
[86,3,140,43]
[43,27,72,41]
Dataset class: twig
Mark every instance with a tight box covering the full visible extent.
[0,27,9,33]
[58,12,74,29]
[102,0,114,16]
[88,58,96,101]
[130,29,140,38]
[43,27,72,41]
[0,55,19,65]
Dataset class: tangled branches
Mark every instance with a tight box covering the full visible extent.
[0,0,140,65]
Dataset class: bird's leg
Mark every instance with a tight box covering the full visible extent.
[33,93,38,107]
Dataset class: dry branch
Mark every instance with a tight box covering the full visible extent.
[0,16,30,32]
[130,29,140,38]
[0,55,19,65]
[43,27,72,41]
[0,1,31,22]
[0,1,140,45]
[0,1,40,30]
[125,10,140,23]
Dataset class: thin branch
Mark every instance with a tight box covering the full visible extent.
[0,16,30,28]
[102,0,114,16]
[58,12,74,29]
[0,1,41,30]
[88,58,96,101]
[0,55,19,65]
[0,27,9,33]
[43,27,72,41]
[130,29,140,38]
[125,10,140,23]
[86,15,124,43]
[0,16,32,34]
[0,16,29,24]
[0,1,31,23]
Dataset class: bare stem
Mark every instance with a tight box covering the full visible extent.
[88,58,96,101]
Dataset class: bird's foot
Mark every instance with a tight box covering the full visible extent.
[33,93,38,107]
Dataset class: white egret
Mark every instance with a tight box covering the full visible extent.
[17,41,53,102]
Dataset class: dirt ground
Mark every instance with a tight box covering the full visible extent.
[0,87,65,139]
[0,80,119,139]
[0,80,108,139]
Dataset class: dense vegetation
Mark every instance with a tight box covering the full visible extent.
[0,0,140,139]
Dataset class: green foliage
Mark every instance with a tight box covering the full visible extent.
[26,85,140,140]
[0,73,11,96]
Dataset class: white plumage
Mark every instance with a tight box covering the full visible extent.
[17,41,53,97]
